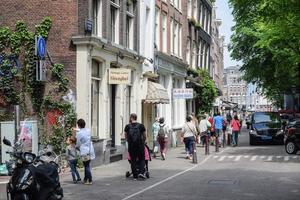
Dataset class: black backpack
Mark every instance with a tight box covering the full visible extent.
[128,124,142,146]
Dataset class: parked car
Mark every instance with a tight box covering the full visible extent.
[284,119,300,154]
[248,112,284,145]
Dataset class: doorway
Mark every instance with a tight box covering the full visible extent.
[110,84,116,147]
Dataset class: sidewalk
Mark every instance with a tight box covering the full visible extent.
[62,144,220,200]
[0,145,221,200]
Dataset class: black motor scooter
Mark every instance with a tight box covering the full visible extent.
[3,137,63,200]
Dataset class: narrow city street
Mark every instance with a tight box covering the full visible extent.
[60,127,300,200]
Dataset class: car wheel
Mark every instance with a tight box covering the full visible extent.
[285,141,298,154]
[249,135,256,145]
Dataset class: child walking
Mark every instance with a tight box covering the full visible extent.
[66,136,81,183]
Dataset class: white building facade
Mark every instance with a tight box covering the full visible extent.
[222,66,247,109]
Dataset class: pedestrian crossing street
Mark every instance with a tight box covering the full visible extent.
[211,155,300,162]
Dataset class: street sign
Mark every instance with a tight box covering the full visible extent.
[36,36,46,59]
[173,88,194,99]
[36,60,46,81]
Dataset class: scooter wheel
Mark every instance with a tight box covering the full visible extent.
[125,171,131,178]
[146,172,150,178]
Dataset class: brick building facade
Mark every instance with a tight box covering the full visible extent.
[0,0,78,87]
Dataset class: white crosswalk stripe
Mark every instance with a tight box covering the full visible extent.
[234,156,242,161]
[209,155,299,162]
[284,156,289,161]
[251,156,257,161]
[267,156,273,161]
[218,156,226,161]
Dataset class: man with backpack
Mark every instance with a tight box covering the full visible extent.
[157,117,169,160]
[124,113,147,180]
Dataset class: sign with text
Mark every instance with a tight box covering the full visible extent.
[173,88,194,99]
[108,68,131,85]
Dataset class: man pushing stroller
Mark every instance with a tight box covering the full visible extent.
[124,113,147,180]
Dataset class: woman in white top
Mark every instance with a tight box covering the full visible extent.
[182,115,197,160]
[75,119,95,185]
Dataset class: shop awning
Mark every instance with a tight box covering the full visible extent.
[144,81,170,104]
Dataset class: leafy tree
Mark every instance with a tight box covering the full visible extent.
[228,0,300,107]
[188,68,218,113]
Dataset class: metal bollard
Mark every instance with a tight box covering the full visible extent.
[222,132,226,148]
[205,134,209,155]
[215,136,219,152]
[192,141,197,164]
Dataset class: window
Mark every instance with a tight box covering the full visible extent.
[92,0,102,36]
[188,0,192,18]
[155,8,160,50]
[110,1,119,43]
[125,1,135,49]
[174,22,178,55]
[91,60,102,137]
[193,0,198,20]
[162,12,167,53]
[186,38,191,65]
[198,40,202,67]
[170,18,174,54]
[179,24,182,57]
[192,42,197,69]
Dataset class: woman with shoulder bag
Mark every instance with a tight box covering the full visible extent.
[182,116,197,160]
[75,119,95,185]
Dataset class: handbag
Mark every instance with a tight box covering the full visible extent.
[81,138,92,162]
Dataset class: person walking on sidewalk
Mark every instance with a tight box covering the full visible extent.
[66,136,81,184]
[76,119,95,185]
[231,115,241,147]
[124,113,147,180]
[157,117,169,160]
[152,117,160,158]
[208,114,215,145]
[182,116,197,160]
[199,114,211,146]
[214,112,224,147]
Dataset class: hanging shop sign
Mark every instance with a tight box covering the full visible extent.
[108,68,131,85]
[173,88,194,99]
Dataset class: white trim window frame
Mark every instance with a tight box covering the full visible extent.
[110,1,120,44]
[188,0,192,18]
[170,18,174,54]
[193,0,198,20]
[92,0,102,37]
[155,8,160,51]
[162,12,168,53]
[126,1,135,50]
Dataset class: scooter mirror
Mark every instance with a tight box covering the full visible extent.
[3,137,12,146]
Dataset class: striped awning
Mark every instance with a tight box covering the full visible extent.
[144,81,170,104]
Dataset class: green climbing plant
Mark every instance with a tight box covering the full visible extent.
[0,17,76,153]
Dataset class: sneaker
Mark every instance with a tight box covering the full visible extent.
[84,181,92,185]
[161,153,166,160]
[138,173,147,180]
[77,178,81,182]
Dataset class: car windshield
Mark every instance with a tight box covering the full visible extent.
[253,113,280,123]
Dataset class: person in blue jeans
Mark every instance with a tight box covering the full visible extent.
[214,112,224,147]
[75,119,95,185]
[182,116,197,160]
[66,136,81,184]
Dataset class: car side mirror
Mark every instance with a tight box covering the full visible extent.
[3,137,12,146]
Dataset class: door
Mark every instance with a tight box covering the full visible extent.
[110,85,116,147]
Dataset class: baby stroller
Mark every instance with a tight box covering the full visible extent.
[126,144,151,179]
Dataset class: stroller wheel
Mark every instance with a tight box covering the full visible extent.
[125,171,131,178]
[146,171,150,178]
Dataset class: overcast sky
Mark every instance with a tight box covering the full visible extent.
[215,0,241,68]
